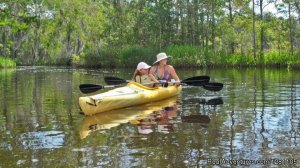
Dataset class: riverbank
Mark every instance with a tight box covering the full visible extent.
[4,45,300,69]
[71,45,300,69]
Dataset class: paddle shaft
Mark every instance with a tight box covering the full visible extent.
[80,75,222,94]
[104,76,223,91]
[105,76,210,86]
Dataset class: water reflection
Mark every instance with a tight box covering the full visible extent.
[80,96,212,138]
[80,96,179,139]
[1,67,300,167]
[198,96,224,106]
[133,104,211,134]
[19,131,65,149]
[135,105,179,134]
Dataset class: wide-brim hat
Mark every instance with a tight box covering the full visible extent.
[153,52,171,65]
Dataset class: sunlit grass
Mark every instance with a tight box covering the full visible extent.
[73,45,300,69]
[0,56,16,68]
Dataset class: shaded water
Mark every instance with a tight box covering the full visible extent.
[0,66,299,167]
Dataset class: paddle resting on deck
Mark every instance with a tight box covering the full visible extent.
[79,75,221,94]
[80,76,209,94]
[105,76,223,91]
[79,84,119,94]
[104,76,210,86]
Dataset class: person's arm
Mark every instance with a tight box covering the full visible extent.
[132,69,138,81]
[135,75,140,83]
[149,74,159,83]
[149,66,159,83]
[167,65,180,81]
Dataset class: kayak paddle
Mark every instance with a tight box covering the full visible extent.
[79,76,222,94]
[104,76,223,91]
[79,84,119,94]
[80,76,210,94]
[104,76,210,86]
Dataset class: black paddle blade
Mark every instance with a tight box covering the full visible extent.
[181,76,210,86]
[104,76,127,85]
[79,84,103,94]
[203,82,223,91]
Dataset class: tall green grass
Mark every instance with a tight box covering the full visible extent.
[71,47,119,68]
[0,56,16,68]
[71,45,300,69]
[165,46,300,68]
[263,51,298,67]
[118,45,160,67]
[165,45,205,67]
[79,45,159,68]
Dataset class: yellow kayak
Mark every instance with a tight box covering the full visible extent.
[79,81,182,116]
[80,96,179,139]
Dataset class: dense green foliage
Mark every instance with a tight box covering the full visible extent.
[1,0,300,68]
[0,56,16,68]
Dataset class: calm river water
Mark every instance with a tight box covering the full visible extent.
[0,66,299,167]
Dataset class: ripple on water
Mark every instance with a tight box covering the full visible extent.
[19,130,65,149]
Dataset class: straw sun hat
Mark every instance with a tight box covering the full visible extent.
[153,52,171,65]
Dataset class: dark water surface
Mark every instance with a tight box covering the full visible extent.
[0,66,299,167]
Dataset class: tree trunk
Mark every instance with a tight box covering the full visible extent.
[205,13,209,50]
[229,0,234,53]
[1,27,9,57]
[252,0,257,59]
[76,35,85,54]
[200,13,205,49]
[180,2,185,44]
[187,0,193,45]
[193,0,199,46]
[288,2,294,55]
[211,0,215,51]
[33,6,41,63]
[66,24,73,60]
[260,0,264,55]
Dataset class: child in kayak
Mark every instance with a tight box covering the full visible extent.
[132,62,158,86]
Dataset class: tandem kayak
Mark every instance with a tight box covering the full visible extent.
[79,81,182,116]
[80,96,179,139]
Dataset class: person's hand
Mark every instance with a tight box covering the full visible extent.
[173,80,180,87]
[175,82,180,87]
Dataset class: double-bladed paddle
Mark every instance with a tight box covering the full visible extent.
[104,76,210,86]
[79,75,222,94]
[104,76,223,91]
[79,84,119,94]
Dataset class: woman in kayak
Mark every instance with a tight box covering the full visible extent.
[150,52,180,83]
[132,62,158,86]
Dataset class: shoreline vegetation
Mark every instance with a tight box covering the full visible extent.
[0,56,16,68]
[2,1,300,69]
[71,45,300,69]
[2,45,300,69]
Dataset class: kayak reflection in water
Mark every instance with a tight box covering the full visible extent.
[156,106,178,134]
[132,105,212,135]
[134,105,179,134]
